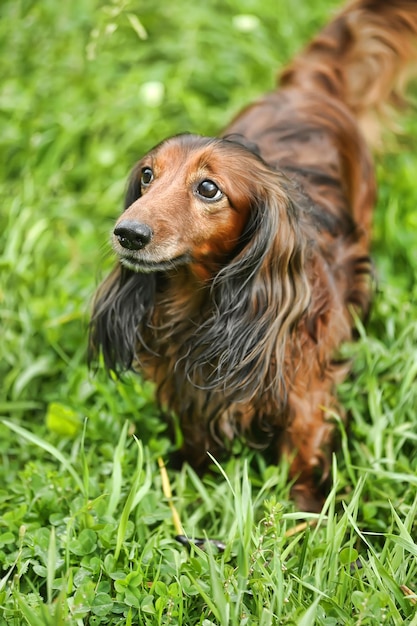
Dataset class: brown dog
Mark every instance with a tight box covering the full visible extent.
[90,1,417,511]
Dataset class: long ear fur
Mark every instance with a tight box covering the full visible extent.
[88,265,156,374]
[89,159,155,373]
[124,161,142,209]
[183,171,311,405]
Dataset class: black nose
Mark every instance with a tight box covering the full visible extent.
[114,220,153,251]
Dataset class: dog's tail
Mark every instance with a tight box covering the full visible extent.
[280,0,417,145]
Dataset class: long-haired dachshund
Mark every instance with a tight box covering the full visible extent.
[90,0,417,511]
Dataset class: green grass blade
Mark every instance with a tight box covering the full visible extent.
[1,419,85,494]
[106,420,129,517]
[114,437,152,561]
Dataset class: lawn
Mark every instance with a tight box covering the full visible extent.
[1,0,417,624]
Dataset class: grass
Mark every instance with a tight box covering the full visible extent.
[1,0,417,623]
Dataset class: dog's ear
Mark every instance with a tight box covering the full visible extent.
[88,265,155,374]
[184,171,311,404]
[124,162,142,209]
[89,162,153,374]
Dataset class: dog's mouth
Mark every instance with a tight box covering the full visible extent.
[118,252,191,274]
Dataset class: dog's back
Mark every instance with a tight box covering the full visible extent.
[227,0,417,238]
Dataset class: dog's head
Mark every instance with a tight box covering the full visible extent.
[90,133,311,386]
[113,133,296,281]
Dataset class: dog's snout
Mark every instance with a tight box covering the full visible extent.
[114,220,153,251]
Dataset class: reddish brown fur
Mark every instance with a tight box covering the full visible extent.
[90,0,417,511]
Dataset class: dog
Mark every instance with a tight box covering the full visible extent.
[89,0,417,511]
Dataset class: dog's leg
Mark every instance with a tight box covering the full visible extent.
[281,374,346,511]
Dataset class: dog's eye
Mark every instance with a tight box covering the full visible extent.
[196,179,222,201]
[140,167,154,188]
